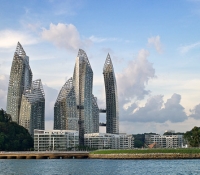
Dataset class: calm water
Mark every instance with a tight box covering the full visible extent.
[0,159,200,175]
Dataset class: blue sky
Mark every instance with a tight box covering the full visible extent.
[1,0,200,134]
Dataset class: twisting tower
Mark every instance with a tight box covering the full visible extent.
[6,42,32,123]
[73,49,93,145]
[54,78,78,130]
[103,54,119,134]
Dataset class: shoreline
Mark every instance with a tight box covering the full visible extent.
[88,153,200,159]
[1,151,200,159]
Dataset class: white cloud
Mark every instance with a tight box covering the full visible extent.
[148,35,163,53]
[189,104,200,119]
[0,30,38,49]
[117,49,155,100]
[178,42,200,54]
[89,35,118,43]
[120,118,196,134]
[41,23,90,52]
[121,93,188,123]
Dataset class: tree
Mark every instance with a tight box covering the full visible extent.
[132,134,145,148]
[0,109,12,123]
[184,126,200,147]
[0,109,33,151]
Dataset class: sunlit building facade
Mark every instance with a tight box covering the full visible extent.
[34,129,79,151]
[6,42,32,123]
[145,133,184,148]
[84,133,134,149]
[19,79,45,136]
[72,49,94,145]
[54,78,78,131]
[103,54,119,134]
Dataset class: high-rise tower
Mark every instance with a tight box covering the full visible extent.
[73,49,93,145]
[19,79,45,136]
[103,54,119,134]
[92,95,99,133]
[6,42,32,123]
[54,78,78,130]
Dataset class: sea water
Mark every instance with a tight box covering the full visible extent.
[0,159,200,175]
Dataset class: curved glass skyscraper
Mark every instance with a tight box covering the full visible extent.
[6,42,32,123]
[103,54,119,134]
[7,43,45,136]
[73,49,93,145]
[19,79,45,136]
[54,49,101,145]
[54,77,78,130]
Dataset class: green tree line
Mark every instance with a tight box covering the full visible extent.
[184,126,200,147]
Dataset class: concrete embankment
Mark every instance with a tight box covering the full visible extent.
[89,153,200,159]
[0,152,89,159]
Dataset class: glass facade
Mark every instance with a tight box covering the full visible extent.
[73,49,94,145]
[103,54,119,134]
[6,42,32,123]
[19,79,45,136]
[54,78,78,130]
[53,49,101,146]
[7,43,45,136]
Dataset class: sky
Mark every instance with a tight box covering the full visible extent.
[1,0,200,134]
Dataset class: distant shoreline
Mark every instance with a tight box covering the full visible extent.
[1,149,200,159]
[89,153,200,159]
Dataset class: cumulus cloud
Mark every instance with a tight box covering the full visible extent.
[117,49,155,100]
[0,30,38,49]
[41,23,90,52]
[161,94,188,122]
[189,104,200,119]
[148,35,163,53]
[0,74,9,109]
[121,93,188,123]
[178,42,200,54]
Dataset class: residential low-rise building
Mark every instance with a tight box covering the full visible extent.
[145,133,184,148]
[84,133,134,149]
[34,129,79,151]
[34,130,134,151]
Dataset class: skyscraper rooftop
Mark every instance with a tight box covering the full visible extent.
[15,42,26,57]
[77,49,91,67]
[55,77,73,104]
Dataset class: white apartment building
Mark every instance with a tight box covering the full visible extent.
[84,133,134,149]
[145,134,184,148]
[34,129,79,151]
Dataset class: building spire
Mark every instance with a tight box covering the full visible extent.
[103,53,114,72]
[15,42,26,57]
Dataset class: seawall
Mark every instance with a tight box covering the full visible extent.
[0,151,89,159]
[89,153,200,159]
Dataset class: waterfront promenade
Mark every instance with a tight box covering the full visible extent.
[0,151,89,159]
[2,150,200,159]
